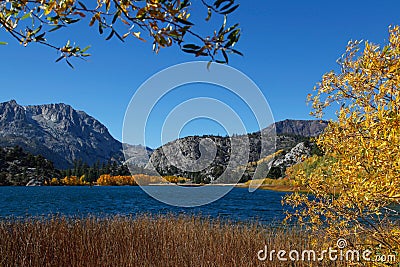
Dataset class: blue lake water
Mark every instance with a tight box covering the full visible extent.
[0,186,290,224]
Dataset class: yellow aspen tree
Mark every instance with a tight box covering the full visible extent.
[285,26,400,257]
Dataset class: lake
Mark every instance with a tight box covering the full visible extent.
[0,186,290,224]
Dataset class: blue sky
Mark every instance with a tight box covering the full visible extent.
[1,0,399,148]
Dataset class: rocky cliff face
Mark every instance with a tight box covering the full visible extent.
[148,120,327,181]
[265,119,328,137]
[123,144,154,168]
[0,100,123,168]
[269,142,312,177]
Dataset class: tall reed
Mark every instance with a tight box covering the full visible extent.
[0,214,339,266]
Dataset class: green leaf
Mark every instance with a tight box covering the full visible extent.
[105,30,114,40]
[32,25,42,35]
[0,42,8,45]
[182,49,198,54]
[63,17,80,24]
[66,59,74,69]
[227,29,240,42]
[21,13,31,20]
[112,11,120,24]
[220,4,239,14]
[183,44,201,50]
[49,25,63,32]
[223,23,239,35]
[219,2,233,11]
[214,0,232,9]
[174,17,194,26]
[180,0,190,9]
[114,31,125,42]
[231,49,243,56]
[47,16,60,22]
[55,55,64,62]
[78,1,88,10]
[222,49,229,63]
[81,45,91,52]
[34,32,46,42]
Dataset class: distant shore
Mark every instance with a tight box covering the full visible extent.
[127,182,301,192]
[236,184,302,192]
[11,179,304,193]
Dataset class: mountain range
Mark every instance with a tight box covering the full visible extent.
[0,100,328,179]
[148,120,327,182]
[0,100,122,168]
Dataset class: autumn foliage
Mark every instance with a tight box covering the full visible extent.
[0,0,241,65]
[48,174,190,186]
[97,174,138,186]
[48,175,90,186]
[162,175,189,184]
[284,26,400,256]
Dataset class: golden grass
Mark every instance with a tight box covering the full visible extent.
[240,177,308,192]
[0,215,340,267]
[244,178,294,186]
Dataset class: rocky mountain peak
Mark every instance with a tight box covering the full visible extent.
[274,119,328,136]
[0,100,123,168]
[5,99,18,106]
[0,100,27,123]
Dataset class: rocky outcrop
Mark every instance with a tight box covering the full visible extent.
[270,142,312,177]
[0,146,60,185]
[26,179,43,187]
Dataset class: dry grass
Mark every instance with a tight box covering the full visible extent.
[240,178,305,192]
[0,215,342,267]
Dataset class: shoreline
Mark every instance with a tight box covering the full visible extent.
[11,183,304,193]
[146,182,302,192]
